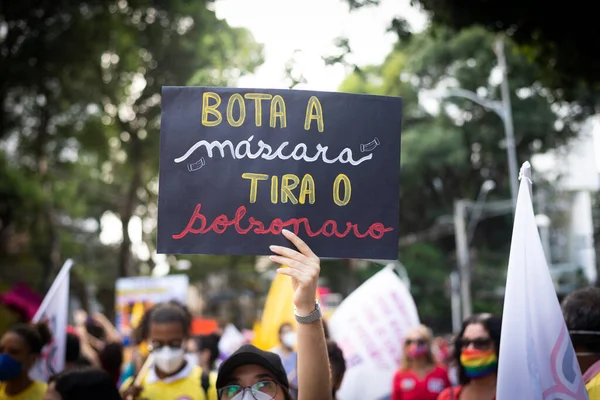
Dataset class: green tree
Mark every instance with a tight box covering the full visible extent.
[336,26,589,330]
[344,0,600,102]
[0,1,263,316]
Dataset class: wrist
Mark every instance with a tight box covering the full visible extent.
[295,304,315,316]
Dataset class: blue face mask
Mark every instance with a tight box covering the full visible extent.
[0,354,23,381]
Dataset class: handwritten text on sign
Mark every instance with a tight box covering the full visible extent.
[157,87,402,259]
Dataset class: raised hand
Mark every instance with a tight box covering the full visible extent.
[269,229,320,316]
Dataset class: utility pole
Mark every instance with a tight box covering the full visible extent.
[494,36,519,212]
[454,199,472,320]
[450,271,462,332]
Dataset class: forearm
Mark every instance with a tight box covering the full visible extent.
[297,318,330,400]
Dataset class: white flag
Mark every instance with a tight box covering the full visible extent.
[497,162,588,400]
[329,267,420,400]
[29,259,73,382]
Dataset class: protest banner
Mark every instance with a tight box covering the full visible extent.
[157,87,402,259]
[30,259,73,382]
[115,275,189,342]
[328,266,420,400]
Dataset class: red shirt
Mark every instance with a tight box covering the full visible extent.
[392,365,451,400]
[438,386,496,400]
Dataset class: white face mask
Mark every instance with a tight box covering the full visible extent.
[153,346,185,375]
[282,332,296,349]
[231,389,274,400]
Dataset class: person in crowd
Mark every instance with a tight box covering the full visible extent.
[43,368,121,400]
[326,340,346,400]
[120,301,216,400]
[270,323,298,399]
[562,286,600,397]
[99,342,123,387]
[437,313,501,400]
[215,229,330,400]
[119,308,152,387]
[392,325,450,400]
[187,334,219,399]
[63,332,84,372]
[0,322,52,400]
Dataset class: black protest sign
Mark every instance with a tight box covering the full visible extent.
[157,87,402,260]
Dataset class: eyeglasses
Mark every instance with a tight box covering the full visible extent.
[148,340,183,351]
[405,339,427,346]
[459,337,493,350]
[218,380,278,400]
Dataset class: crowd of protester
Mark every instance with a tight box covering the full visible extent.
[0,230,599,400]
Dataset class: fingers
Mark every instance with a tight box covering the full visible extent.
[269,255,304,270]
[281,229,318,261]
[269,245,309,265]
[276,266,308,282]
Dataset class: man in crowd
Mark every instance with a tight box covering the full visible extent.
[562,286,600,397]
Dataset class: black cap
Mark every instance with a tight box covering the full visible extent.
[216,344,289,389]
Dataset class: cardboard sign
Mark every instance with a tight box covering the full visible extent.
[157,87,402,259]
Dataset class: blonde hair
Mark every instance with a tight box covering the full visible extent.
[399,324,435,371]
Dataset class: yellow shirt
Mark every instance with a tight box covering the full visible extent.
[587,373,600,400]
[0,381,47,400]
[120,363,217,400]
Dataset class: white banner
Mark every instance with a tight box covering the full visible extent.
[329,267,420,400]
[30,259,73,382]
[115,275,189,340]
[497,163,588,400]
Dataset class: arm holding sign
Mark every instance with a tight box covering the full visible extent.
[270,229,331,400]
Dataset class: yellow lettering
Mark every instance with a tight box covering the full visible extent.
[244,93,272,127]
[298,174,316,204]
[333,174,351,206]
[202,92,222,127]
[226,93,246,127]
[304,96,324,132]
[242,173,268,203]
[270,95,287,129]
[270,175,279,204]
[281,174,299,204]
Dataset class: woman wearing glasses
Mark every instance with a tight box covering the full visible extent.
[215,229,330,400]
[392,325,451,400]
[437,314,502,400]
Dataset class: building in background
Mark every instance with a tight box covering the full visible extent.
[532,115,600,292]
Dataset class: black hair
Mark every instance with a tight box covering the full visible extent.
[193,334,220,368]
[278,322,293,336]
[452,313,502,385]
[562,286,600,352]
[65,333,81,363]
[149,301,192,334]
[8,322,52,355]
[50,367,121,400]
[133,307,153,345]
[99,342,123,385]
[326,340,346,397]
[85,320,106,341]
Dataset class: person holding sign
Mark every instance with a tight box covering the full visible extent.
[215,229,330,400]
[120,302,216,400]
[0,323,52,400]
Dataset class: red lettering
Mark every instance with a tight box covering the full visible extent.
[172,204,207,239]
[171,203,394,241]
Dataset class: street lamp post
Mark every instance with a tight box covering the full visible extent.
[453,180,496,322]
[434,37,519,212]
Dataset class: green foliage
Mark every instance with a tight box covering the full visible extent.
[336,26,591,331]
[0,0,263,313]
